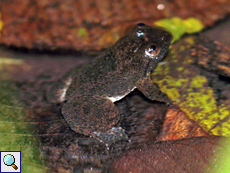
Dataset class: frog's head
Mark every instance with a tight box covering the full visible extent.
[112,23,173,76]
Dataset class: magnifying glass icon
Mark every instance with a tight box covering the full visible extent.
[3,154,18,170]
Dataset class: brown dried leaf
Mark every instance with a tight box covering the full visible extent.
[157,107,208,141]
[1,0,230,51]
[191,36,230,77]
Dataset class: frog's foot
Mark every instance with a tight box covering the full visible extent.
[93,127,130,150]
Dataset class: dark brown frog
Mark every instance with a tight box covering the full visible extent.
[47,23,172,146]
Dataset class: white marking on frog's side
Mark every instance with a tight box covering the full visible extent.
[106,87,136,102]
[59,77,72,102]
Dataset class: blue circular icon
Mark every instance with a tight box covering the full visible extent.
[3,154,15,166]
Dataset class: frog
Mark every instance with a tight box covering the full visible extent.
[47,23,172,146]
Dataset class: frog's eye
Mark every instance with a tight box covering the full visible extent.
[150,45,156,51]
[145,45,160,58]
[137,23,146,26]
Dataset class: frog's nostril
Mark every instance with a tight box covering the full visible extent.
[137,23,146,26]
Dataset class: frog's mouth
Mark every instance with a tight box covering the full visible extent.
[144,45,170,76]
[144,59,151,76]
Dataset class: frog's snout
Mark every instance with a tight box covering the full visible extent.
[164,32,173,43]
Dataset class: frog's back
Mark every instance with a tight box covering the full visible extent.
[47,23,172,103]
[46,64,85,103]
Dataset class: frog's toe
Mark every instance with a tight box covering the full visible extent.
[62,96,120,135]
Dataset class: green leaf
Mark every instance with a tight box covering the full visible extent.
[154,17,204,43]
[0,58,47,172]
[77,27,89,38]
[208,138,230,173]
[152,36,230,136]
[183,17,204,33]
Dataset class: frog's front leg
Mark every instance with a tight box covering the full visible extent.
[136,76,171,104]
[62,95,128,147]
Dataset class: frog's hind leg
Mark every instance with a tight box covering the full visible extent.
[62,95,120,136]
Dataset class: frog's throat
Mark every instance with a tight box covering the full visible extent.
[144,58,153,77]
